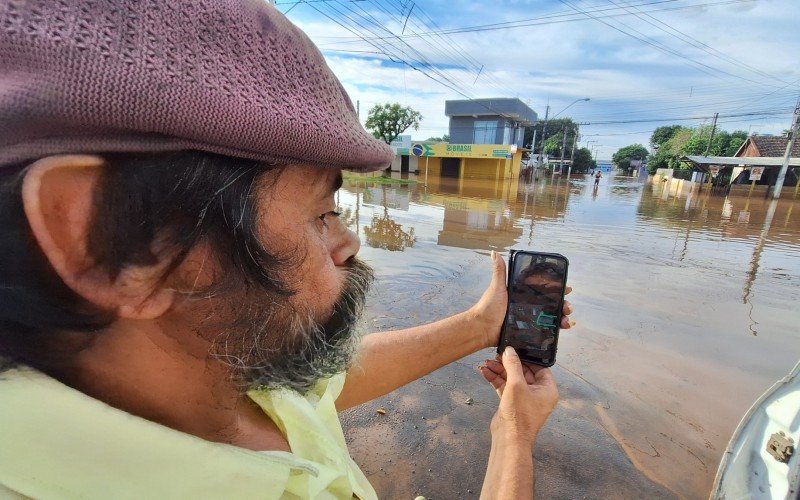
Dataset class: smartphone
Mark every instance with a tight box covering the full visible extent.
[497,250,569,367]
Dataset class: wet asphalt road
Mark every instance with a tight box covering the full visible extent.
[341,352,676,499]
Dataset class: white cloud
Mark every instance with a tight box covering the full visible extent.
[288,0,800,158]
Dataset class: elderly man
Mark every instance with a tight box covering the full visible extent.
[0,1,572,498]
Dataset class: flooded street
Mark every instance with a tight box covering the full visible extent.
[338,172,800,500]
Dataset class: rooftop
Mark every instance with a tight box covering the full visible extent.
[444,98,538,126]
[735,134,800,158]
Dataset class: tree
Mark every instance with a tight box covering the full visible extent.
[679,126,749,158]
[612,144,648,170]
[365,103,422,144]
[647,149,671,174]
[650,125,684,149]
[543,136,562,156]
[523,117,579,155]
[728,131,748,155]
[645,124,749,174]
[572,147,596,173]
[424,134,450,143]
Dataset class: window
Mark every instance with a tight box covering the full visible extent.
[473,120,497,144]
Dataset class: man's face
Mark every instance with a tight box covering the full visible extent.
[203,165,373,393]
[522,268,561,292]
[261,166,360,320]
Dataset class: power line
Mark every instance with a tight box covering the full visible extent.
[315,0,754,43]
[581,109,792,126]
[557,0,776,88]
[304,0,524,121]
[608,0,789,85]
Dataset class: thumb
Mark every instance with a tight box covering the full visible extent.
[501,347,524,384]
[489,250,507,289]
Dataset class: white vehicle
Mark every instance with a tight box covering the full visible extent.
[712,360,799,499]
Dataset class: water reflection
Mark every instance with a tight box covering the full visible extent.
[342,178,417,251]
[364,210,416,252]
[339,171,800,498]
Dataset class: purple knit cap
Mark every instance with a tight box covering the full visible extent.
[0,0,393,170]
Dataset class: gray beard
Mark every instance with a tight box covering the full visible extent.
[211,258,374,394]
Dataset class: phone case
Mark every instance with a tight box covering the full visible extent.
[497,249,569,367]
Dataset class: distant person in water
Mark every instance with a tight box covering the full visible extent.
[594,169,602,187]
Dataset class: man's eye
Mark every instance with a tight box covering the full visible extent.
[317,210,341,228]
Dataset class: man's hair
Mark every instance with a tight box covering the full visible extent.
[0,150,290,372]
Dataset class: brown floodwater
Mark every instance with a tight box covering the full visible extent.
[336,172,800,500]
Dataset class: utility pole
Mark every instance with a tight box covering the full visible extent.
[559,127,568,174]
[704,112,719,155]
[536,105,550,168]
[567,133,578,178]
[773,100,800,199]
[356,100,360,120]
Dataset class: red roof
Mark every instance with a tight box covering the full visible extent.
[736,135,800,157]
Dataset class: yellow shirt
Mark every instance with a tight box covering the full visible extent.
[0,368,376,499]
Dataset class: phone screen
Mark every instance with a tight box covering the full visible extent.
[501,252,568,366]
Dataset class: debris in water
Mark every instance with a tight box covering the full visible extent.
[465,397,474,405]
[414,496,426,500]
[376,407,386,415]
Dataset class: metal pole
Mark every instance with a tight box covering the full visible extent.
[773,100,800,199]
[559,127,568,174]
[424,156,429,187]
[704,112,718,155]
[568,133,578,178]
[537,105,550,168]
[529,129,537,179]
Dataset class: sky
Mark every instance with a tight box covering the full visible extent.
[281,0,800,160]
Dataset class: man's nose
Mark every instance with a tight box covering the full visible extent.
[329,226,361,266]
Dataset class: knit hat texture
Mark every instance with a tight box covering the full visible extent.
[0,0,394,170]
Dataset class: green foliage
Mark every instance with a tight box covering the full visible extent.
[721,130,748,156]
[424,134,450,143]
[543,136,562,156]
[612,144,648,169]
[523,118,579,155]
[572,147,596,173]
[646,125,748,173]
[650,125,684,149]
[647,149,671,174]
[365,103,422,144]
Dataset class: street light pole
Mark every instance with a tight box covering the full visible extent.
[536,97,589,170]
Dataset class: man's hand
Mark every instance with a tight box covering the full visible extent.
[479,347,558,444]
[468,251,574,348]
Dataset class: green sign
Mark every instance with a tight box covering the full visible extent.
[491,149,508,158]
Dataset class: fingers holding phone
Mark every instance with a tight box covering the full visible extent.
[498,250,570,367]
[480,347,558,444]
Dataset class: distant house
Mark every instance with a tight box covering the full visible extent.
[679,133,799,197]
[734,134,800,158]
[444,98,537,148]
[718,134,800,192]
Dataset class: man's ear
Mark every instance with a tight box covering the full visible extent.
[21,155,175,320]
